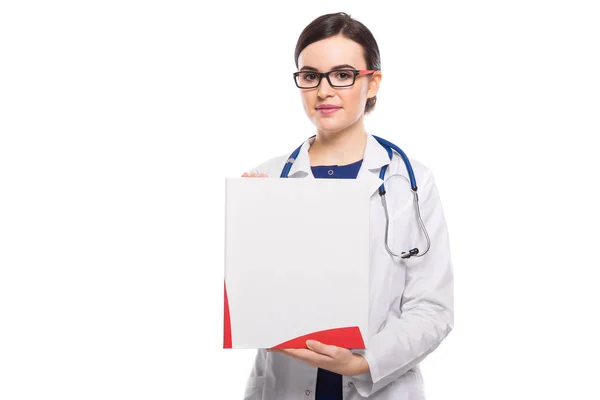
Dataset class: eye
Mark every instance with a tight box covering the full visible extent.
[300,72,317,82]
[334,70,353,80]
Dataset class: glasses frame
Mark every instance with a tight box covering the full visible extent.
[293,69,377,89]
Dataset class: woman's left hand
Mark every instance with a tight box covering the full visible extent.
[268,340,370,376]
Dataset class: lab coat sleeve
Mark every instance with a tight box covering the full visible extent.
[243,349,267,400]
[350,170,454,397]
[247,157,277,178]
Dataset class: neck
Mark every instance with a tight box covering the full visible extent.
[309,117,368,166]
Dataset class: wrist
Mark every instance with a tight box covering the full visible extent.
[353,354,370,375]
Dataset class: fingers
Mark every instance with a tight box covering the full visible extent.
[241,171,269,178]
[269,346,351,372]
[306,340,340,358]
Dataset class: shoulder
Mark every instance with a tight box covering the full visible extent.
[247,151,291,178]
[388,151,435,191]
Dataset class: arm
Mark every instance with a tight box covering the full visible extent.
[351,171,455,397]
[243,349,267,400]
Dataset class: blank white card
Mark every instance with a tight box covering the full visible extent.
[224,177,372,349]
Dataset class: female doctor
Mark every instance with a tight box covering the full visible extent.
[241,12,454,400]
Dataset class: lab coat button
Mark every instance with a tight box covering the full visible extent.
[305,389,311,395]
[348,381,355,387]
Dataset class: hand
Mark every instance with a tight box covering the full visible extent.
[268,340,370,376]
[241,171,268,177]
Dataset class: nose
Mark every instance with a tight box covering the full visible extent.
[317,75,335,99]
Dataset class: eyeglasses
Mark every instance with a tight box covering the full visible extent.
[293,69,376,89]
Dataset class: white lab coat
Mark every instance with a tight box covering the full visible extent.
[243,133,454,400]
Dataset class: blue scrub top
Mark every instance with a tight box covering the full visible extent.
[311,159,363,180]
[311,158,363,400]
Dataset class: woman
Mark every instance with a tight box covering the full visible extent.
[241,12,454,400]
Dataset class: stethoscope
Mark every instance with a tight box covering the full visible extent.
[280,135,431,260]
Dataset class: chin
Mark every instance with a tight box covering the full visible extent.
[316,123,347,134]
[313,117,341,129]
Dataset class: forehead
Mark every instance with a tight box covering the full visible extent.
[298,35,366,70]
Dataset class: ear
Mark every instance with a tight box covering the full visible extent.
[366,71,382,99]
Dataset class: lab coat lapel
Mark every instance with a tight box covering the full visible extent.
[286,133,391,197]
[358,133,392,196]
[286,136,315,178]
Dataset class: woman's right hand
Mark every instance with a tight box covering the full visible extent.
[241,171,269,177]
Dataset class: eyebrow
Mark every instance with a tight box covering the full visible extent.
[299,64,356,72]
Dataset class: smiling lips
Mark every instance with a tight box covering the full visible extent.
[316,104,341,115]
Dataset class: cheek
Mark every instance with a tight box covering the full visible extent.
[300,93,313,112]
[342,87,367,113]
[302,95,320,121]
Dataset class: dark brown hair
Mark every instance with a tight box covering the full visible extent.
[294,12,381,114]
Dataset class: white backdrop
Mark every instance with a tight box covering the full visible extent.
[1,1,599,399]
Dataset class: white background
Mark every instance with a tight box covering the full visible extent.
[1,1,599,399]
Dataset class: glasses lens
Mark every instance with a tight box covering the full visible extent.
[296,72,320,88]
[329,69,355,87]
[296,71,319,88]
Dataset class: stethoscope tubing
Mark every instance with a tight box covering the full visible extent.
[280,135,431,259]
